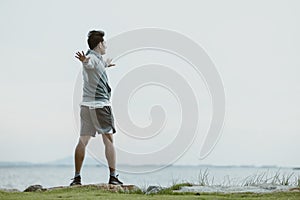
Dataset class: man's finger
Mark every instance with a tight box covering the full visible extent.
[82,51,85,56]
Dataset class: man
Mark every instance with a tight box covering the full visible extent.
[70,30,123,186]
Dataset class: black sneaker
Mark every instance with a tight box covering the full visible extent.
[70,175,81,186]
[108,174,123,185]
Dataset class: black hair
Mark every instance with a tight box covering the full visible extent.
[87,30,105,50]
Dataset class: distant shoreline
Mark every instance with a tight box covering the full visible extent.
[0,162,297,169]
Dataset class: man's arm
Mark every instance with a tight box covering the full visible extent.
[75,51,94,69]
[105,58,116,68]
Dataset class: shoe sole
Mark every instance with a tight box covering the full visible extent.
[109,181,123,185]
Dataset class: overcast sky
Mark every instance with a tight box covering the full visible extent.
[0,0,299,167]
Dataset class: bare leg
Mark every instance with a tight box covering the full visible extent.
[74,135,91,174]
[102,134,116,174]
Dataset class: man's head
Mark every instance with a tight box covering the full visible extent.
[87,30,106,55]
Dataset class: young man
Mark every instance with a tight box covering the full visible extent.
[70,30,123,186]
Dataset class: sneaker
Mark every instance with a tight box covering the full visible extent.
[108,174,123,185]
[70,175,81,186]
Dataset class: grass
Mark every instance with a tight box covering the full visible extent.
[193,168,300,187]
[155,182,193,194]
[242,170,298,186]
[1,170,299,199]
[197,169,212,186]
[0,185,299,200]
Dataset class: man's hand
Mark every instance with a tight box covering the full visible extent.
[75,51,90,62]
[106,58,116,68]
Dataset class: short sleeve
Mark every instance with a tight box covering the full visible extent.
[82,54,96,69]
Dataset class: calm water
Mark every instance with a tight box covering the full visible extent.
[0,165,299,191]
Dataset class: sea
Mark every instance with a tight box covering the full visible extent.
[0,164,299,191]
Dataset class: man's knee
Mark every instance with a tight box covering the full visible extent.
[102,134,113,144]
[78,135,91,147]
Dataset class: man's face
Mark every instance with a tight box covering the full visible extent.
[99,41,107,55]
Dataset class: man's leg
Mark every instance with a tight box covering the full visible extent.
[74,135,91,175]
[102,133,123,185]
[101,134,116,174]
[70,135,91,186]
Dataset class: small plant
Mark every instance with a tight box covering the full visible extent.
[169,182,193,190]
[280,172,294,186]
[197,169,210,186]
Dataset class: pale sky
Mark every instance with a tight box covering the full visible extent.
[0,0,299,167]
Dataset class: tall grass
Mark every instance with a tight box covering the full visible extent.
[197,169,212,186]
[242,170,297,186]
[132,169,299,195]
[194,168,298,187]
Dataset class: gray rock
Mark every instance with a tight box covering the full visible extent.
[24,185,45,192]
[258,184,277,190]
[175,185,294,194]
[146,185,164,194]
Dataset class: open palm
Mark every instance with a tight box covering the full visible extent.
[75,51,90,62]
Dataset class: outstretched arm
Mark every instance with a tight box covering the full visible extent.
[75,51,90,62]
[75,51,93,69]
[105,58,116,68]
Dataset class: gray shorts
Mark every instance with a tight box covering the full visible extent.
[80,105,116,137]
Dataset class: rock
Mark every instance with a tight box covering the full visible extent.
[145,185,164,194]
[120,184,140,192]
[258,184,277,190]
[24,185,45,192]
[23,183,140,193]
[174,185,295,194]
[88,184,123,192]
[47,183,140,193]
[289,187,300,191]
